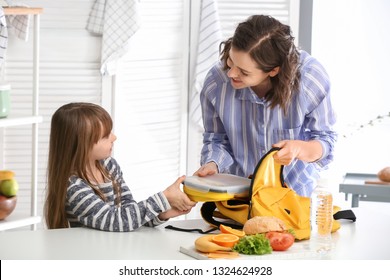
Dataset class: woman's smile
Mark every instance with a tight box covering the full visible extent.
[230,77,243,87]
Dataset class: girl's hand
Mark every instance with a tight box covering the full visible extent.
[163,176,197,211]
[159,208,191,220]
[193,162,218,177]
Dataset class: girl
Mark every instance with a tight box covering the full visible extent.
[45,102,196,231]
[195,15,337,197]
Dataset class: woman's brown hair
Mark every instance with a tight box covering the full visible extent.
[220,15,301,114]
[44,102,120,229]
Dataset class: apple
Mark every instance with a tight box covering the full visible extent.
[0,179,19,197]
[0,194,17,220]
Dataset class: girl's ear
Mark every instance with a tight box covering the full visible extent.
[269,66,280,77]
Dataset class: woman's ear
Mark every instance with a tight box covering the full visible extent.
[269,66,280,77]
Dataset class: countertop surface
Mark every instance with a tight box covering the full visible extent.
[0,207,389,260]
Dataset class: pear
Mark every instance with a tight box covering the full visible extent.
[0,179,19,197]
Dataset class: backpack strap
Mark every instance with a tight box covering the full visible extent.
[333,209,356,222]
[164,224,218,234]
[164,201,220,234]
[164,201,237,234]
[200,201,244,230]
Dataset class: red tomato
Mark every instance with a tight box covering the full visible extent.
[265,231,295,251]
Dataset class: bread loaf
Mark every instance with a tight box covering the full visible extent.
[243,216,287,234]
[378,167,390,182]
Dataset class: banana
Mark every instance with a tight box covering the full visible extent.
[194,235,232,253]
[0,170,15,181]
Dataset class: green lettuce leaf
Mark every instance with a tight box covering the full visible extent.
[233,233,272,255]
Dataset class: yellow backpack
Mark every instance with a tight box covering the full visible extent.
[194,148,356,240]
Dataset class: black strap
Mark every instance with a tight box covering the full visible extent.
[164,224,218,234]
[333,209,356,222]
[164,202,244,234]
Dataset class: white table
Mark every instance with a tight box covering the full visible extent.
[0,207,389,260]
[339,173,390,207]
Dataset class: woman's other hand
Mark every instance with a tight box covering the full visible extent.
[272,140,323,165]
[193,162,218,177]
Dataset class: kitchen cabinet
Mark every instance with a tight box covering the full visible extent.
[0,7,43,231]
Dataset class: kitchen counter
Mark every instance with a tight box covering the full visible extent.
[0,207,389,260]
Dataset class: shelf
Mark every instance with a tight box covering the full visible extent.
[0,214,41,231]
[0,6,43,231]
[0,115,42,128]
[3,6,43,15]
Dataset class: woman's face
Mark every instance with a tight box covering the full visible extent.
[226,48,276,90]
[91,131,117,161]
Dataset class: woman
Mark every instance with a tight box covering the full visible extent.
[194,15,337,196]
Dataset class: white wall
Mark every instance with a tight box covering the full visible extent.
[312,0,390,191]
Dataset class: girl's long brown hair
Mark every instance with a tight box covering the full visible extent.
[220,15,301,114]
[44,102,120,229]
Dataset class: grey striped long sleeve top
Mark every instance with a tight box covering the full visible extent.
[65,157,171,231]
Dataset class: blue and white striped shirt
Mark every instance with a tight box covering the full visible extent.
[66,157,170,231]
[200,51,337,197]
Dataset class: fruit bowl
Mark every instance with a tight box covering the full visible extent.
[0,195,17,220]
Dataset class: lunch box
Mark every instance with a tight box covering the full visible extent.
[183,174,251,202]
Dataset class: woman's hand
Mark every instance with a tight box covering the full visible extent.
[272,140,323,165]
[163,175,197,211]
[193,162,218,177]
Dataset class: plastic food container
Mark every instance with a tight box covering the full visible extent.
[183,174,251,202]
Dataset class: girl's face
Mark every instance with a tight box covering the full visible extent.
[90,131,117,161]
[226,48,278,91]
